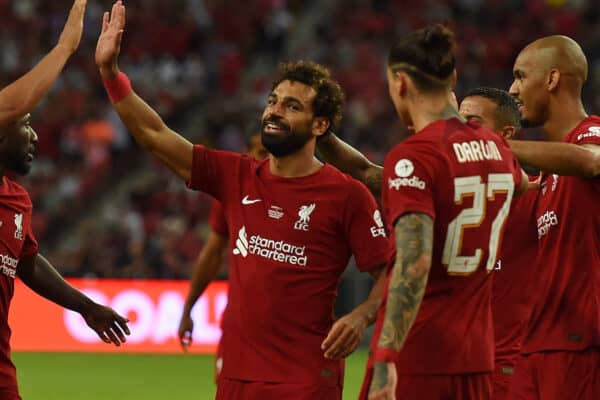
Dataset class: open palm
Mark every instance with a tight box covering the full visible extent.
[95,1,126,78]
[58,0,88,53]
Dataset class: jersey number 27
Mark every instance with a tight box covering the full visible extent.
[442,173,515,275]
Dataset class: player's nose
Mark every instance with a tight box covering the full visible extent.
[508,80,519,97]
[30,128,38,144]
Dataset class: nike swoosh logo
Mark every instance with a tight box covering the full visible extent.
[242,195,262,205]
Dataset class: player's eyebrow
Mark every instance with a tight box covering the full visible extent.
[282,96,304,109]
[268,93,305,109]
[513,69,524,78]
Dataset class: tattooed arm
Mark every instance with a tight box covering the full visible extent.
[368,213,434,399]
[317,133,383,199]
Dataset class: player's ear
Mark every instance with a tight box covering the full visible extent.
[312,117,330,137]
[499,125,516,139]
[548,69,560,92]
[392,70,409,98]
[450,91,458,109]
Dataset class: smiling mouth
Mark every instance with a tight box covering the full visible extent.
[263,121,289,134]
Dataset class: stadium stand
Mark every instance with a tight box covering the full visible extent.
[4,0,598,281]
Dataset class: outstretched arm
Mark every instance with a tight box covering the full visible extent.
[0,0,88,126]
[368,213,434,399]
[17,254,130,346]
[509,140,600,178]
[178,231,228,351]
[96,1,193,181]
[318,134,383,199]
[322,264,387,359]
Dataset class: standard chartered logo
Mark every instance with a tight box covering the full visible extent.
[232,226,249,257]
[537,210,559,238]
[232,226,308,266]
[0,253,19,278]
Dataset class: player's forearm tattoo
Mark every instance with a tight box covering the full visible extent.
[377,213,433,352]
[371,361,389,394]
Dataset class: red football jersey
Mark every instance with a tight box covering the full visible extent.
[208,200,228,237]
[0,177,38,391]
[521,116,600,353]
[379,118,523,374]
[188,145,393,385]
[492,187,538,367]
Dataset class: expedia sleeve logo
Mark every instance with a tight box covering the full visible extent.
[388,159,426,190]
[576,126,600,142]
[370,210,386,238]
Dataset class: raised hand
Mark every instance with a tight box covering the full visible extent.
[57,0,88,54]
[96,1,126,79]
[82,303,130,347]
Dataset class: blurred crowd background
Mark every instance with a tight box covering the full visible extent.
[3,0,599,300]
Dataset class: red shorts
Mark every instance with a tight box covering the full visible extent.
[359,366,492,400]
[216,378,342,400]
[0,389,21,400]
[508,348,600,400]
[492,361,516,400]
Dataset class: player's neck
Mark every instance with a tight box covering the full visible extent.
[543,97,588,141]
[409,92,463,133]
[269,146,323,178]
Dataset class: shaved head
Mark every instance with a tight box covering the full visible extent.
[520,35,588,84]
[509,35,588,128]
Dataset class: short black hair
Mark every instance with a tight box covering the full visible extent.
[465,87,521,130]
[271,60,345,134]
[388,24,456,91]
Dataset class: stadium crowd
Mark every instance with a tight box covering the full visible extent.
[4,0,599,279]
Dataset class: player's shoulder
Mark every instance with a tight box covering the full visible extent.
[320,164,373,197]
[2,176,28,194]
[0,176,32,205]
[384,124,449,168]
[321,163,362,186]
[568,115,600,144]
[394,118,479,150]
[194,144,251,162]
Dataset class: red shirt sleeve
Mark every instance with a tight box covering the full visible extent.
[208,200,228,237]
[383,143,440,226]
[342,179,394,272]
[572,124,600,146]
[187,145,244,201]
[20,220,38,259]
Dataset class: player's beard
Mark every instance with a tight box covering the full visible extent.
[0,150,31,175]
[261,119,313,158]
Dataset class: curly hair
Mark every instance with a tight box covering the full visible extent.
[271,61,345,134]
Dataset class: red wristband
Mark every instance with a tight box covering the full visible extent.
[103,71,132,104]
[372,348,399,363]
